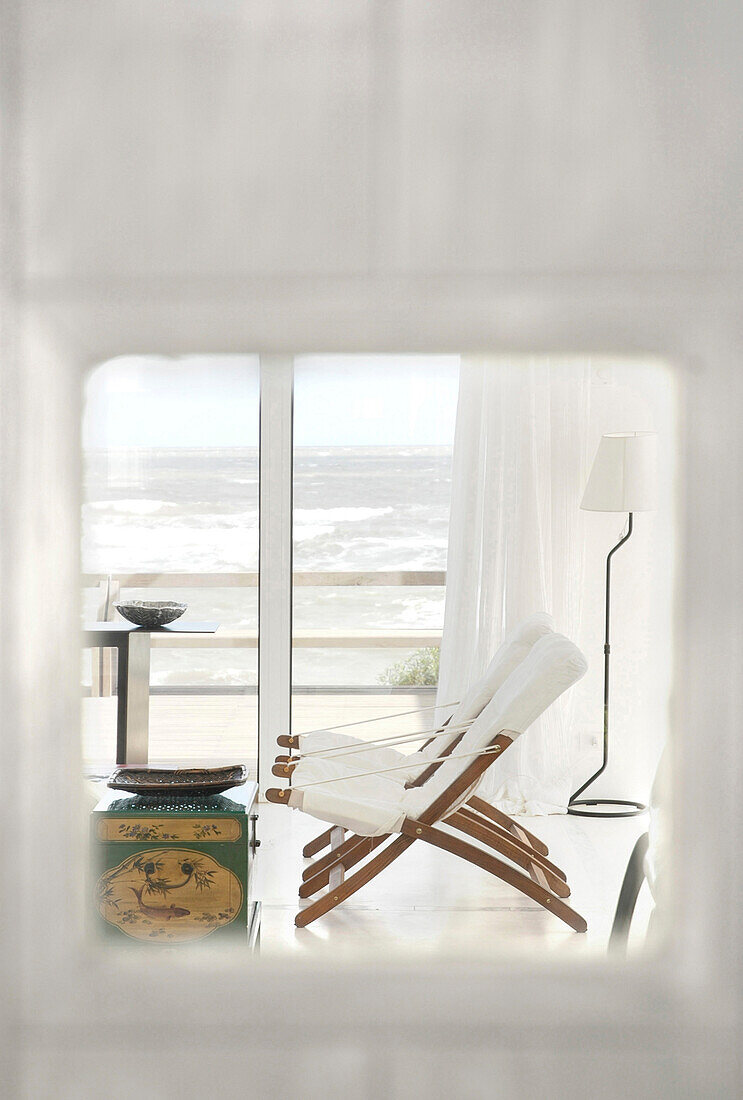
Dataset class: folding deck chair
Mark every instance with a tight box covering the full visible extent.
[275,615,562,885]
[267,632,588,930]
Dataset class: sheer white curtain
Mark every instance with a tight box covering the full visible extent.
[437,357,593,813]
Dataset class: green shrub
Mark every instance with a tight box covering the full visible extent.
[378,647,440,687]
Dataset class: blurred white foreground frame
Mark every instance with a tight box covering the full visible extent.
[4,302,739,1098]
[2,2,742,1096]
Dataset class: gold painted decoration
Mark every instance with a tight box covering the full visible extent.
[97,817,241,843]
[96,847,243,943]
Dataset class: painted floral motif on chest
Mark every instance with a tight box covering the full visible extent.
[96,817,241,843]
[96,847,242,943]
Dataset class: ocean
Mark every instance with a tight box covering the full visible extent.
[82,445,452,688]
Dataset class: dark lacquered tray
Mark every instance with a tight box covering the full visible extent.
[107,764,248,797]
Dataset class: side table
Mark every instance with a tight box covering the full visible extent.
[83,621,219,764]
[92,780,260,948]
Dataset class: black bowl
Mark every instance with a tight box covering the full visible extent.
[107,765,248,797]
[115,600,187,628]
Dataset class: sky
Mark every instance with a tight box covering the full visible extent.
[83,354,461,449]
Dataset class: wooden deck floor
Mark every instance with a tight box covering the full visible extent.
[82,691,433,774]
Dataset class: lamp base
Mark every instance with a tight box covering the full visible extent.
[567,798,647,819]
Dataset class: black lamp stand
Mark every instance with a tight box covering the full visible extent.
[567,512,647,818]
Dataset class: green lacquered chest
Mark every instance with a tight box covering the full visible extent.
[91,782,260,948]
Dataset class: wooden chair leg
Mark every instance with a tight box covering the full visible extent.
[401,819,587,933]
[456,807,567,882]
[326,826,347,890]
[295,836,415,928]
[302,831,385,880]
[448,811,571,898]
[299,836,387,898]
[459,806,565,878]
[302,826,336,859]
[467,796,550,857]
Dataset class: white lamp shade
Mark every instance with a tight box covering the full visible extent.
[580,431,658,512]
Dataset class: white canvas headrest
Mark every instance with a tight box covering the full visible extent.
[482,632,588,739]
[406,632,587,820]
[449,613,556,727]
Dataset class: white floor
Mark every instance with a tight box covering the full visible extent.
[88,774,652,960]
[84,692,653,961]
[254,803,653,960]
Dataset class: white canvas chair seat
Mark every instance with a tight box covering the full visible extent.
[285,633,587,836]
[291,743,509,836]
[299,776,408,838]
[296,730,422,779]
[287,613,556,786]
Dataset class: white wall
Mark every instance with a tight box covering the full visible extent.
[2,2,742,1097]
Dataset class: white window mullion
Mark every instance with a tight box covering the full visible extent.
[258,356,293,794]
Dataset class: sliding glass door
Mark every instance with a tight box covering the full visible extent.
[81,355,260,775]
[291,355,460,752]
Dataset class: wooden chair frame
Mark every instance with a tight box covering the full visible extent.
[267,730,587,932]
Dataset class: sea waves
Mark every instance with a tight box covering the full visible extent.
[82,446,452,685]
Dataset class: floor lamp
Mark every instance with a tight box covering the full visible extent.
[568,431,657,819]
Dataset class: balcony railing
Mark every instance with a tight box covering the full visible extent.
[84,571,445,695]
[83,571,445,589]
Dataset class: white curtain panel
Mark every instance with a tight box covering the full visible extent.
[437,357,593,813]
[438,356,675,814]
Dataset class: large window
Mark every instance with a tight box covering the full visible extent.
[292,355,460,745]
[81,354,459,780]
[81,355,260,774]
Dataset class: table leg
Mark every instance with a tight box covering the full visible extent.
[116,632,151,765]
